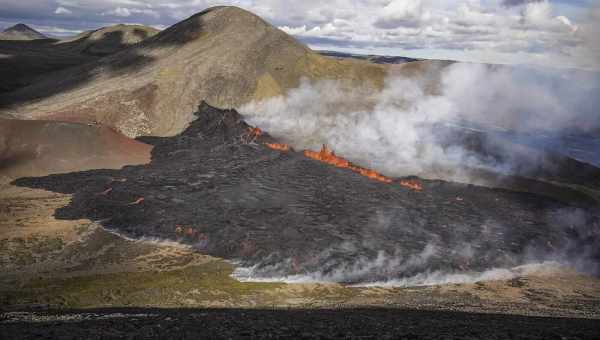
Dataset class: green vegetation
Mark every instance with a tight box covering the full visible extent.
[1,260,286,308]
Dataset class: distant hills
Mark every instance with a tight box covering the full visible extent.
[63,24,159,56]
[0,23,47,40]
[318,50,419,64]
[0,24,160,93]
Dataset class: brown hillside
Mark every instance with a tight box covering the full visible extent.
[0,118,151,182]
[0,6,396,137]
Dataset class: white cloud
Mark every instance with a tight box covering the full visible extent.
[54,6,73,15]
[374,0,427,29]
[102,6,160,18]
[0,0,596,70]
[112,7,131,17]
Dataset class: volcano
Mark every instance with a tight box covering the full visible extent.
[0,24,47,41]
[15,103,600,284]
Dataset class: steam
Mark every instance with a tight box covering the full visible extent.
[98,224,193,249]
[241,63,600,180]
[235,62,600,287]
[231,206,599,287]
[233,261,563,287]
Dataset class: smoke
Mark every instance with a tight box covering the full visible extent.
[236,62,600,286]
[354,262,562,287]
[98,224,193,249]
[231,205,599,287]
[241,63,600,181]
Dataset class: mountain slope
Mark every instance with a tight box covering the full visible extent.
[61,24,159,56]
[0,24,158,93]
[0,24,47,40]
[0,6,392,137]
[0,118,151,182]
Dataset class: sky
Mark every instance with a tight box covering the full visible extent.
[0,0,598,70]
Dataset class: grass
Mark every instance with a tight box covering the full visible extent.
[1,260,285,308]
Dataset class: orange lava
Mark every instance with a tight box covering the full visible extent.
[304,145,350,168]
[96,187,113,196]
[350,166,393,183]
[265,143,290,152]
[399,179,423,191]
[127,197,145,205]
[248,127,262,138]
[304,145,393,184]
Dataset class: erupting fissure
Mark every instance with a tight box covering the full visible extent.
[247,125,422,189]
[265,143,291,152]
[303,145,393,184]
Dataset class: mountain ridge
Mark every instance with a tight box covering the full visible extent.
[0,6,402,138]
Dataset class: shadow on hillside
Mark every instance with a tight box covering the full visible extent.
[2,307,599,339]
[0,11,207,105]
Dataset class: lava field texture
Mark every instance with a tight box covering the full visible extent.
[15,103,600,284]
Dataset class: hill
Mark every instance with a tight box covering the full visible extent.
[0,118,151,182]
[319,50,419,64]
[61,24,159,56]
[0,23,47,41]
[0,6,411,138]
[0,24,158,93]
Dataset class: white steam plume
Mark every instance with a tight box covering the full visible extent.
[241,63,600,181]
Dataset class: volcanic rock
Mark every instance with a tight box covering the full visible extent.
[15,103,600,283]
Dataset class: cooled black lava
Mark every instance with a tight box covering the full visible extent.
[15,103,600,283]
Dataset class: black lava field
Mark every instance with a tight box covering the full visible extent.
[15,103,600,284]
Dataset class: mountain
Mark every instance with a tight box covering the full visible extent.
[62,24,160,56]
[0,6,413,138]
[319,50,420,64]
[0,24,158,93]
[0,118,151,182]
[0,23,47,40]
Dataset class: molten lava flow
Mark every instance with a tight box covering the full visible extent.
[127,197,145,205]
[265,143,290,152]
[350,166,393,183]
[304,145,393,183]
[304,144,350,168]
[248,127,262,137]
[96,187,113,196]
[399,179,423,191]
[241,126,263,144]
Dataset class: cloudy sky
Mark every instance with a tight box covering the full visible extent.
[1,0,598,70]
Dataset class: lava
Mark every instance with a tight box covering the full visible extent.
[304,145,393,184]
[304,144,350,168]
[96,187,113,196]
[127,197,145,205]
[399,179,423,191]
[243,126,263,143]
[349,166,393,184]
[248,127,262,137]
[265,143,291,152]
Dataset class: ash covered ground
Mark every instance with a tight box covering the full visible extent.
[14,103,600,285]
